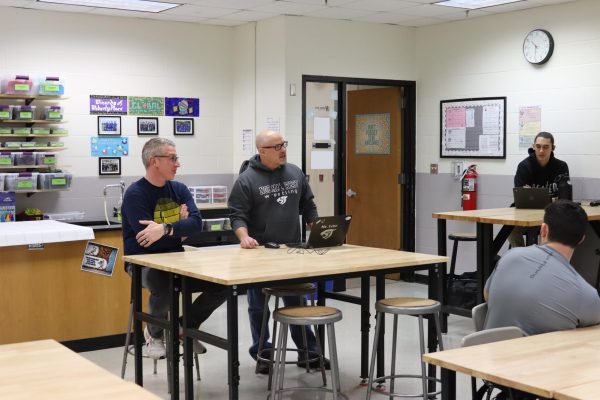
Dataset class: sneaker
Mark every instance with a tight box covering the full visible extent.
[178,325,207,354]
[296,356,331,370]
[144,326,166,360]
[256,360,270,375]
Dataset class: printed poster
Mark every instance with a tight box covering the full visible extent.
[0,191,16,222]
[519,106,541,149]
[90,95,128,115]
[91,137,129,157]
[165,97,200,117]
[81,241,119,277]
[129,96,164,116]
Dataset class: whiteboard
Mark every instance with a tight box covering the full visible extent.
[440,97,506,159]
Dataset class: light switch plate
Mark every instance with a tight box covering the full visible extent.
[430,163,438,174]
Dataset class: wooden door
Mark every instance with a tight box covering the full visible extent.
[346,87,402,249]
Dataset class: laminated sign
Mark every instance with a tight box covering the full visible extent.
[81,241,119,277]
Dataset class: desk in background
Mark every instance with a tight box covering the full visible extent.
[124,244,448,400]
[0,339,159,399]
[433,206,600,318]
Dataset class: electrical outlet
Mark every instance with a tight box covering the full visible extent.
[430,163,438,175]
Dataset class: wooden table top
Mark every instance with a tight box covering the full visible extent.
[423,324,600,398]
[433,205,600,226]
[554,380,600,400]
[0,339,159,399]
[123,245,448,286]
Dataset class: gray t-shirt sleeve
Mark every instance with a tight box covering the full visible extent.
[577,284,600,327]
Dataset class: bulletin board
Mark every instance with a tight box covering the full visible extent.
[440,97,506,159]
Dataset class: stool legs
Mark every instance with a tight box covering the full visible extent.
[366,309,444,400]
[366,312,383,399]
[326,323,340,400]
[271,320,340,400]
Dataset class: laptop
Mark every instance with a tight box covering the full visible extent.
[513,187,552,209]
[287,215,352,249]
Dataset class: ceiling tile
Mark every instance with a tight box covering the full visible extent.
[163,4,237,18]
[185,0,273,9]
[306,6,376,19]
[253,0,326,15]
[344,0,419,12]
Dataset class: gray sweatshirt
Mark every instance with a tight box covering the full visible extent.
[228,155,318,244]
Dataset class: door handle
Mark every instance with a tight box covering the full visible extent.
[346,188,357,198]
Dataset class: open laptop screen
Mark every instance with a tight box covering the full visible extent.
[287,215,352,249]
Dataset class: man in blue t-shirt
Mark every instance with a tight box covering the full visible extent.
[485,200,600,335]
[122,138,226,359]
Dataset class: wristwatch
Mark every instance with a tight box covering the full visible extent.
[163,223,173,236]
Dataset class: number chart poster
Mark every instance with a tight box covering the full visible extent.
[440,97,506,159]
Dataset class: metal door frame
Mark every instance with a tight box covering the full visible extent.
[302,75,416,251]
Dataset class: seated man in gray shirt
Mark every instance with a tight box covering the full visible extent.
[484,200,600,335]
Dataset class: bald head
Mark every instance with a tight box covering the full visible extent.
[255,130,282,148]
[256,130,287,170]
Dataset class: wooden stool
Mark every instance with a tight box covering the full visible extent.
[366,297,444,400]
[271,306,344,400]
[256,283,321,389]
[448,232,477,278]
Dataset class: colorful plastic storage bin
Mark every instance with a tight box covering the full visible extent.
[2,75,33,95]
[38,77,64,96]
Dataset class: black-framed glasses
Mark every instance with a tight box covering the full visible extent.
[261,141,288,151]
[155,155,179,162]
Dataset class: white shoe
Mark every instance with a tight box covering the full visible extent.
[144,326,166,360]
[179,325,207,354]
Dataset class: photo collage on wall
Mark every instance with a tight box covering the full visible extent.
[89,95,200,175]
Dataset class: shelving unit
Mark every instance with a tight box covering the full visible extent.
[0,94,69,194]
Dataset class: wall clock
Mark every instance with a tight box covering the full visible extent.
[523,29,554,65]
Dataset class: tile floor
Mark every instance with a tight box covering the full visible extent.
[82,280,475,399]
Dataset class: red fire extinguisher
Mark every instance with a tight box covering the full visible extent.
[461,164,478,210]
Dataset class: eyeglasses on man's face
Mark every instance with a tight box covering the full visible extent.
[155,155,180,163]
[261,141,288,151]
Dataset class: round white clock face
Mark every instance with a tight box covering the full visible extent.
[523,29,554,65]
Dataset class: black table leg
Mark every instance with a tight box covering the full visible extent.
[375,274,385,378]
[227,286,240,400]
[182,277,194,399]
[169,274,180,400]
[437,219,448,332]
[360,275,370,382]
[441,368,456,400]
[133,264,143,386]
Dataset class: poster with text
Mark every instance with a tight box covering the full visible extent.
[90,95,128,115]
[165,97,200,117]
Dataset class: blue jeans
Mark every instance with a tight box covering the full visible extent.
[247,288,318,360]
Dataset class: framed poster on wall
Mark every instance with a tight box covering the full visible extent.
[440,97,506,159]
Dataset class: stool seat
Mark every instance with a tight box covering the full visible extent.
[274,306,342,325]
[448,232,477,241]
[262,283,317,297]
[377,297,440,314]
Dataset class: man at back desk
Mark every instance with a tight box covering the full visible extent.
[484,200,600,336]
[509,131,570,247]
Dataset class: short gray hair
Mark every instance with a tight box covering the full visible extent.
[142,138,175,168]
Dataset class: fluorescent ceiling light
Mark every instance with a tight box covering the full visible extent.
[37,0,180,13]
[433,0,522,10]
